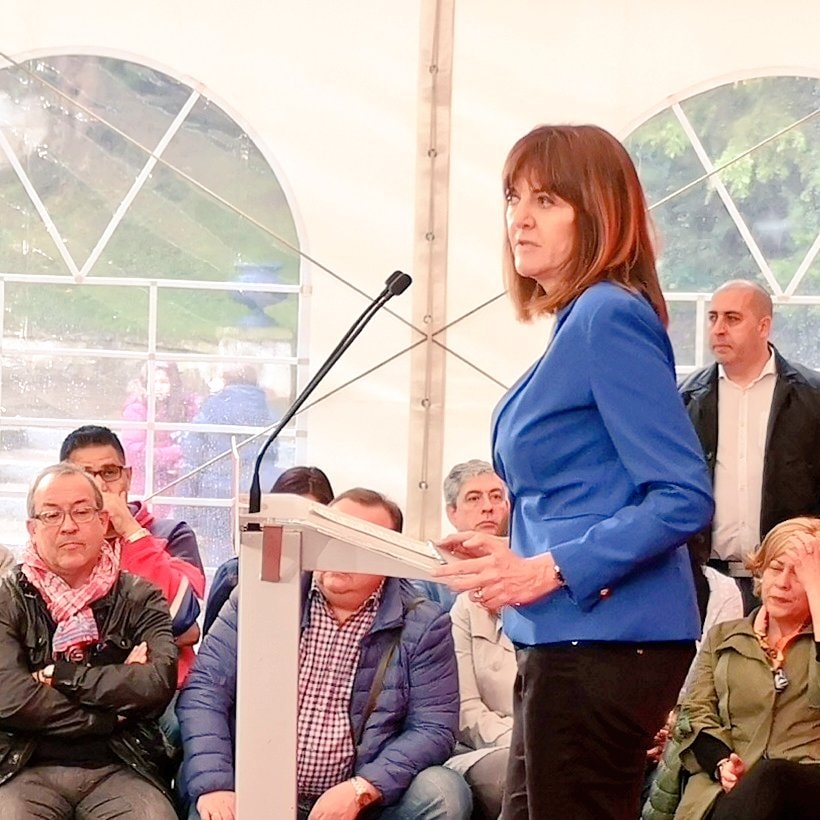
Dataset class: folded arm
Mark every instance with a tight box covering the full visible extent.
[52,583,177,718]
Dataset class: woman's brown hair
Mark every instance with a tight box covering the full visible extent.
[502,124,667,325]
[271,465,334,505]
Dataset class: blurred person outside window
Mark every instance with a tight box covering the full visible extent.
[121,362,198,497]
[181,365,278,564]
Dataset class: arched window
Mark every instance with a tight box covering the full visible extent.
[625,75,820,371]
[0,54,303,566]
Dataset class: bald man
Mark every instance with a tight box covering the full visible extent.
[679,280,820,612]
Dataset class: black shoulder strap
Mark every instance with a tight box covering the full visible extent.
[353,597,426,747]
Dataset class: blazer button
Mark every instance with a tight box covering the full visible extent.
[599,588,611,598]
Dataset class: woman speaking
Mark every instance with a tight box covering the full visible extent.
[436,124,714,819]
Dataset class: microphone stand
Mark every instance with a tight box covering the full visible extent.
[247,271,412,516]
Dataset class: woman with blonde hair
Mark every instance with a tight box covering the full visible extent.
[674,516,820,820]
[435,124,713,818]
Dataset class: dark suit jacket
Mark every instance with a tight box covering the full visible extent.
[679,346,820,559]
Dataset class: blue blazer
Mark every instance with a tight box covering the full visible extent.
[493,282,714,645]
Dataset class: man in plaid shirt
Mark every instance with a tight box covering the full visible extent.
[179,488,473,820]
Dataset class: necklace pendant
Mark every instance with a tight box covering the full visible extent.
[773,668,789,692]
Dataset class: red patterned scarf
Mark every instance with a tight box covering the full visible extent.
[22,540,120,661]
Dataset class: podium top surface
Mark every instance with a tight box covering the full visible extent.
[241,493,457,573]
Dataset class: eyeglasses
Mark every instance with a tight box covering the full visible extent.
[82,465,125,483]
[31,506,100,528]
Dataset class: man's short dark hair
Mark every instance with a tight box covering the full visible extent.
[60,425,126,462]
[332,487,403,533]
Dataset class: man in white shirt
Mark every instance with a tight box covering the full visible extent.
[680,279,820,613]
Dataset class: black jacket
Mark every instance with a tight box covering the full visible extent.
[679,347,820,559]
[0,567,178,800]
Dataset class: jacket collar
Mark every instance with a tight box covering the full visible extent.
[685,345,798,397]
[713,605,813,658]
[300,574,404,634]
[467,599,505,642]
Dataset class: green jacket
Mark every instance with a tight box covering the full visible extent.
[674,614,820,820]
[641,712,692,820]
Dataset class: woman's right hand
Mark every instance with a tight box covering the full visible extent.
[718,753,746,792]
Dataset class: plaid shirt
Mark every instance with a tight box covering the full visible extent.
[297,578,383,798]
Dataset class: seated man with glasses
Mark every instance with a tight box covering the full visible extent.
[60,425,205,688]
[0,463,178,818]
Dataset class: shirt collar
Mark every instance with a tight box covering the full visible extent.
[309,574,385,615]
[718,346,776,385]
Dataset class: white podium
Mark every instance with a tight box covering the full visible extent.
[234,494,452,819]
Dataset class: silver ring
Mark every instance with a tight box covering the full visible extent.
[474,587,484,600]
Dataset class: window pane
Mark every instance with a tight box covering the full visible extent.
[628,75,820,299]
[3,354,149,420]
[667,300,698,370]
[0,494,27,555]
[160,95,300,284]
[96,160,299,282]
[625,109,705,208]
[773,304,820,369]
[3,282,149,347]
[0,62,152,271]
[652,182,760,292]
[170,503,234,570]
[156,287,298,358]
[0,53,304,566]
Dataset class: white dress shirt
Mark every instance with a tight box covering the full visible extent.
[712,350,777,562]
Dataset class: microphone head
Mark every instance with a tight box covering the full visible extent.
[386,271,412,296]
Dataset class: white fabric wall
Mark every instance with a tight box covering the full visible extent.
[4,0,819,536]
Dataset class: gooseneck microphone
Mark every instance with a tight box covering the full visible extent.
[248,270,412,515]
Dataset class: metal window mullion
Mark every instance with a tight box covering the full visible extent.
[785,230,820,296]
[78,90,201,280]
[0,272,300,293]
[0,130,81,278]
[0,346,298,366]
[142,282,159,496]
[672,103,782,296]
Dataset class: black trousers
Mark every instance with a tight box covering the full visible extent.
[502,641,694,820]
[709,759,820,820]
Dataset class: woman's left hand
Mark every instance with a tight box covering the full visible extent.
[718,753,746,793]
[432,531,559,610]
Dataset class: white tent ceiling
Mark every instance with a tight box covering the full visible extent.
[2,0,818,540]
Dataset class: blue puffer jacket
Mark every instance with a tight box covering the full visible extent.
[177,578,458,807]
